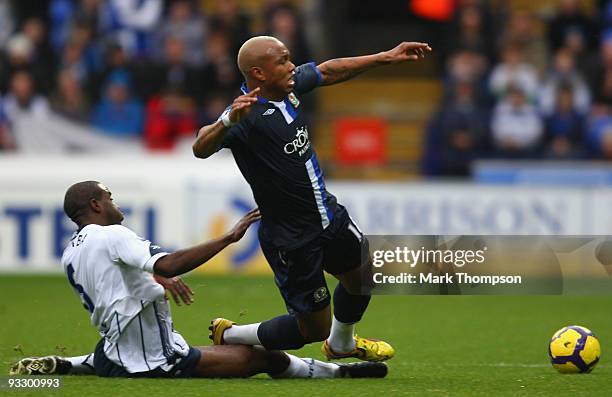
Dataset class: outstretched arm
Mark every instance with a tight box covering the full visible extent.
[317,42,432,86]
[153,209,261,277]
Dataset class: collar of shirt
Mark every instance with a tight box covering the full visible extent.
[240,82,270,104]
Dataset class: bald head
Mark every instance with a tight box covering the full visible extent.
[63,181,108,224]
[237,36,285,78]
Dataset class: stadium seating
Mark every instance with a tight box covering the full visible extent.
[315,78,442,178]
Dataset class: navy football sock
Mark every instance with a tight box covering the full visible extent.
[257,314,307,350]
[333,282,371,324]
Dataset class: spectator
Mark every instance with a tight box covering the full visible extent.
[491,84,543,158]
[543,83,587,158]
[98,0,163,58]
[489,42,539,102]
[89,43,136,102]
[71,20,104,78]
[200,30,242,96]
[423,80,490,176]
[141,35,203,102]
[91,71,144,137]
[446,4,495,61]
[157,0,207,67]
[59,39,88,85]
[265,4,312,66]
[2,70,50,122]
[209,0,252,57]
[50,69,91,123]
[0,34,52,95]
[500,9,549,75]
[144,86,197,150]
[444,49,490,105]
[539,48,590,115]
[548,0,597,53]
[73,0,102,31]
[22,17,57,77]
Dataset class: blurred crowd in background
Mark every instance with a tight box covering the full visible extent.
[0,0,314,151]
[423,0,612,176]
[1,0,612,177]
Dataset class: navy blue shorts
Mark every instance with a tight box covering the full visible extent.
[93,338,201,378]
[260,206,370,314]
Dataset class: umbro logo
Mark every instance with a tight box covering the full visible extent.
[262,109,276,116]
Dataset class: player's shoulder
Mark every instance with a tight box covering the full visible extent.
[296,62,319,73]
[82,224,140,247]
[293,62,322,95]
[61,224,107,263]
[295,62,323,79]
[102,224,139,239]
[74,224,106,241]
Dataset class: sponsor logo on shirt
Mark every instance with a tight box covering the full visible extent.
[283,126,311,156]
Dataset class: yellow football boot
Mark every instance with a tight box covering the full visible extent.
[208,318,236,345]
[322,335,395,362]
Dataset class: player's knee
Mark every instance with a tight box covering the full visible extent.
[340,264,374,295]
[341,281,362,295]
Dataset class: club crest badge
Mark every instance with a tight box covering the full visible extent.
[288,92,300,108]
[313,287,328,303]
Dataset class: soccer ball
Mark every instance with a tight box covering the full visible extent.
[548,325,601,373]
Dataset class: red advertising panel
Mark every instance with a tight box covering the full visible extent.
[335,117,387,165]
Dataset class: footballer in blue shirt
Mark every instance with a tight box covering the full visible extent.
[193,36,431,361]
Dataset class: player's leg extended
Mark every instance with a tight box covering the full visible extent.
[192,345,287,377]
[192,345,387,379]
[322,212,395,362]
[211,238,332,349]
[212,305,331,349]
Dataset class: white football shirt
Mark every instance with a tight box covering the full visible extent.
[61,224,190,373]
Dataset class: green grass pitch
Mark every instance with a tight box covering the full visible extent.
[0,275,610,397]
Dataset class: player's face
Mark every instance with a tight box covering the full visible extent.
[100,191,124,225]
[262,42,296,95]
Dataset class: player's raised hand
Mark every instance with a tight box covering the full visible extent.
[229,208,261,242]
[382,42,432,64]
[154,275,195,306]
[228,87,261,124]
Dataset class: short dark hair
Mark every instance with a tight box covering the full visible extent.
[63,181,106,224]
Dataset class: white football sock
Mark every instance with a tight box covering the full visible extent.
[327,316,356,353]
[65,354,95,375]
[271,354,340,378]
[223,322,262,345]
[301,358,342,378]
[271,353,310,378]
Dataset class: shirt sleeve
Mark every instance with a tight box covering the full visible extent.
[294,62,323,95]
[105,225,170,273]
